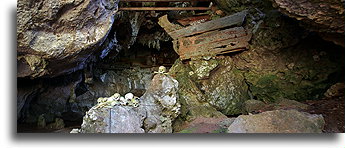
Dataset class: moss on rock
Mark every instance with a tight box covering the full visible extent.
[169,59,226,122]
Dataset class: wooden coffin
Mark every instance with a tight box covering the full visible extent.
[158,10,251,60]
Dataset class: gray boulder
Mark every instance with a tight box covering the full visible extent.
[228,109,325,133]
[80,106,144,133]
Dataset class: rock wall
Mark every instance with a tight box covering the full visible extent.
[18,72,83,124]
[17,0,119,78]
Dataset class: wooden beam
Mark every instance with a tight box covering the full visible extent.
[120,0,210,2]
[118,7,211,11]
[167,10,248,39]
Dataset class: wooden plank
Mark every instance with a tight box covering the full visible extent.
[119,7,211,11]
[168,10,248,39]
[158,15,183,33]
[120,0,210,2]
[178,35,251,56]
[176,15,211,26]
[175,28,252,60]
[178,27,247,46]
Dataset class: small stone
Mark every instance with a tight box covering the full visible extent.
[324,83,344,98]
[125,93,134,100]
[70,129,80,133]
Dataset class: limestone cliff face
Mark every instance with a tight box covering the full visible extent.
[17,0,118,78]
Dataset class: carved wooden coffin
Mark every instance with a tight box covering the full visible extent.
[174,27,251,60]
[159,10,252,60]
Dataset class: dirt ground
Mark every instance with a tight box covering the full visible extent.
[304,96,344,133]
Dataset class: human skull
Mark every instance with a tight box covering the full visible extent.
[158,66,166,73]
[119,96,125,101]
[119,96,126,104]
[125,93,134,100]
[112,93,121,99]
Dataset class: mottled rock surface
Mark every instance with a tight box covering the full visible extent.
[178,117,235,133]
[273,98,309,110]
[201,57,249,115]
[244,99,266,113]
[138,74,181,133]
[271,0,344,34]
[80,106,144,133]
[169,59,227,125]
[17,0,119,78]
[228,109,325,133]
[170,57,249,117]
[189,59,218,80]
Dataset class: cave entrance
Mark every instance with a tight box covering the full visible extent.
[94,12,179,97]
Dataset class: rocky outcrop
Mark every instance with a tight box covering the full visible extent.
[170,57,249,116]
[271,0,344,34]
[79,73,181,133]
[228,109,325,133]
[200,57,249,115]
[138,74,181,133]
[17,0,119,78]
[169,59,228,123]
[271,0,345,47]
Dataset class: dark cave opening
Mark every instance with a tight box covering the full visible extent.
[17,11,180,132]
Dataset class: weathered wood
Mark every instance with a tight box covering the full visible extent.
[120,0,210,2]
[157,10,251,60]
[119,7,211,11]
[176,15,211,26]
[177,33,252,59]
[158,15,183,33]
[167,10,248,39]
[179,27,247,46]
